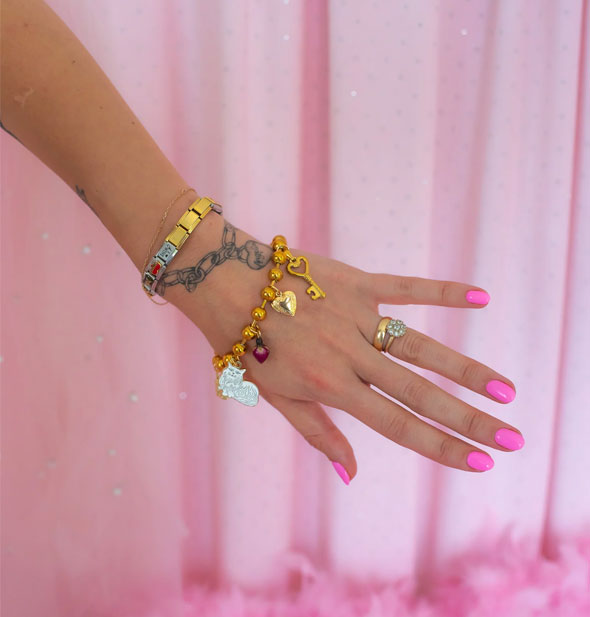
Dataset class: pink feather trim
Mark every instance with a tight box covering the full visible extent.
[175,530,590,617]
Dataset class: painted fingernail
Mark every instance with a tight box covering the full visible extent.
[467,451,494,471]
[466,290,490,305]
[486,379,516,403]
[332,461,350,485]
[495,428,525,450]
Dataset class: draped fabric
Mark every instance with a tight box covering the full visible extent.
[2,1,589,615]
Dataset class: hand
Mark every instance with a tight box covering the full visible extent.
[163,216,523,483]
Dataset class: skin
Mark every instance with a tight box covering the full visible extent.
[2,0,522,482]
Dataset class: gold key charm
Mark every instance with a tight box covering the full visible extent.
[286,255,326,300]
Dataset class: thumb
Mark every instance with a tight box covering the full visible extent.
[261,390,357,485]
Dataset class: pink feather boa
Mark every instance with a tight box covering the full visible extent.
[178,529,590,617]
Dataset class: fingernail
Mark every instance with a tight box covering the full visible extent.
[486,379,516,403]
[467,451,494,471]
[495,428,525,450]
[466,290,490,305]
[332,461,350,485]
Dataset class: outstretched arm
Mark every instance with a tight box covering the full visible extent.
[1,0,524,481]
[1,0,220,273]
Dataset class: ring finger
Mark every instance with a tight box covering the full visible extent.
[352,316,525,453]
[358,316,516,405]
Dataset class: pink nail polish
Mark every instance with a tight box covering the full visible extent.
[332,461,350,485]
[467,451,494,471]
[495,428,525,450]
[466,290,490,305]
[486,379,516,403]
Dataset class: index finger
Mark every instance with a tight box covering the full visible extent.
[366,273,491,308]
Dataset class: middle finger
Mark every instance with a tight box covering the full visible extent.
[359,315,517,405]
[352,327,525,452]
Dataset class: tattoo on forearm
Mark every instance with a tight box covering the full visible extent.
[0,119,23,144]
[155,220,272,296]
[75,185,99,217]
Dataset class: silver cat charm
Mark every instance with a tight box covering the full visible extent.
[217,363,259,406]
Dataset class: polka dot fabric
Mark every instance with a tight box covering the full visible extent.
[1,1,589,615]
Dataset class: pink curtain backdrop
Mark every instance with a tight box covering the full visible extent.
[2,1,589,615]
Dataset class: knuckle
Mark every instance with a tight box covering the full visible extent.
[438,436,454,464]
[440,281,454,304]
[301,365,337,400]
[399,332,427,362]
[396,276,414,298]
[302,426,335,453]
[461,409,482,436]
[459,361,481,385]
[380,412,408,443]
[399,378,428,408]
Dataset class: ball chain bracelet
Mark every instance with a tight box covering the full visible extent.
[212,234,326,407]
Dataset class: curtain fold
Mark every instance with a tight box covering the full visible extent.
[2,1,589,616]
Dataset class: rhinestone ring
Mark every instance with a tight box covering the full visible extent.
[372,316,408,352]
[383,318,407,353]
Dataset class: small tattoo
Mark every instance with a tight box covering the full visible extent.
[75,185,99,217]
[0,119,22,144]
[155,220,272,296]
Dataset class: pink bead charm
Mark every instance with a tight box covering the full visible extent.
[253,337,270,363]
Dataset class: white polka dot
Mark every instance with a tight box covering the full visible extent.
[41,232,49,240]
[113,487,123,497]
[108,448,117,456]
[461,28,468,36]
[350,90,358,97]
[0,355,3,363]
[179,391,187,400]
[282,34,290,41]
[96,335,104,343]
[47,459,57,469]
[129,391,139,403]
[82,244,91,254]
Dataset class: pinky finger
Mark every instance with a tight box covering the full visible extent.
[262,390,357,485]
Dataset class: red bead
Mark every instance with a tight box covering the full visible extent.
[151,262,161,275]
[253,344,270,363]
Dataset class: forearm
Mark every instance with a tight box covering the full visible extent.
[1,0,213,274]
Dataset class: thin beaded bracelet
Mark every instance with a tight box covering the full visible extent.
[212,234,326,407]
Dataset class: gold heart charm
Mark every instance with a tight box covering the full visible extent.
[286,255,309,278]
[271,290,297,316]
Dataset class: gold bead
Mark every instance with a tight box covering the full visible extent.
[261,286,277,301]
[272,235,288,251]
[242,325,257,340]
[268,267,283,282]
[252,306,266,321]
[214,358,225,371]
[232,342,246,356]
[212,354,223,366]
[272,251,287,265]
[222,353,234,366]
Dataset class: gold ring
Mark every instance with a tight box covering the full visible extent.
[372,316,392,351]
[373,317,408,352]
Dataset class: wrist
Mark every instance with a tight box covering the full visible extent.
[130,188,200,275]
[151,204,229,304]
[153,216,275,340]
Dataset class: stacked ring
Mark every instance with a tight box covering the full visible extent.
[373,316,408,352]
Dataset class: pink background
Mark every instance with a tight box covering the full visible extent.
[2,1,589,615]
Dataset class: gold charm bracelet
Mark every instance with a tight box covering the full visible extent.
[211,234,326,407]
